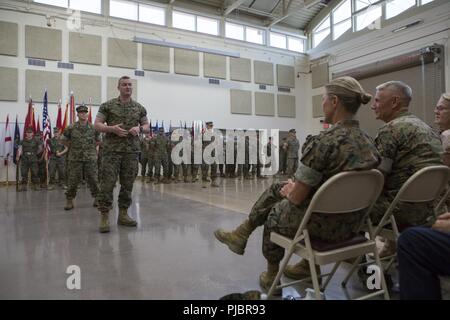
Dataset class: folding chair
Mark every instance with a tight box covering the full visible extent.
[343,165,450,284]
[267,169,387,300]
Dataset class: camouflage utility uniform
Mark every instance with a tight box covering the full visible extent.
[62,121,100,201]
[370,112,443,227]
[248,120,380,264]
[19,137,41,188]
[285,136,300,177]
[48,136,66,187]
[96,98,147,211]
[154,131,169,182]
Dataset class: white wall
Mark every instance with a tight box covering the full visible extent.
[0,0,311,181]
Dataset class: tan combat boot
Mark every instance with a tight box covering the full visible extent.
[99,211,110,233]
[259,262,282,295]
[64,199,74,210]
[214,219,256,255]
[118,208,137,227]
[283,259,322,284]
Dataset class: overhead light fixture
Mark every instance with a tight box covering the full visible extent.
[133,37,240,58]
[392,19,423,33]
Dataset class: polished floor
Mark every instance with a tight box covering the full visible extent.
[0,176,404,300]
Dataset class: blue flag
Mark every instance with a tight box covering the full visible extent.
[13,115,20,165]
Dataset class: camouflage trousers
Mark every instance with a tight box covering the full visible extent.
[249,182,365,264]
[202,163,217,180]
[370,191,436,228]
[140,155,148,177]
[172,164,188,179]
[66,161,99,200]
[97,152,139,211]
[147,155,155,178]
[38,160,47,185]
[154,154,168,178]
[285,158,298,177]
[20,157,39,184]
[49,157,66,185]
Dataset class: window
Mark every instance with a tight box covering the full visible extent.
[139,4,165,25]
[386,0,416,19]
[173,11,195,31]
[355,4,382,31]
[246,27,264,44]
[225,22,244,41]
[34,0,68,8]
[270,32,286,49]
[332,0,351,40]
[197,16,219,36]
[354,0,377,11]
[287,37,304,52]
[110,0,138,20]
[69,0,101,14]
[312,15,330,48]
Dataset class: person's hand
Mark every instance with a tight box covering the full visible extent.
[16,156,20,162]
[110,124,128,137]
[56,152,61,157]
[129,126,140,137]
[280,179,295,197]
[432,212,450,233]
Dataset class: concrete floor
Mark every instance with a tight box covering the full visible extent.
[0,176,397,300]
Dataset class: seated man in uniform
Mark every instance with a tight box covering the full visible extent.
[369,81,443,257]
[214,77,380,294]
[434,92,450,166]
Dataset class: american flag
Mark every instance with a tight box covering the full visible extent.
[42,90,51,157]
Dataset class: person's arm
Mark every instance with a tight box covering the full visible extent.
[129,109,150,136]
[94,117,128,137]
[56,146,69,157]
[16,145,22,162]
[280,178,312,206]
[374,127,397,175]
[432,212,450,233]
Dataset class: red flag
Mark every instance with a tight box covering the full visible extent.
[3,114,12,166]
[23,97,33,136]
[56,100,62,130]
[62,103,69,132]
[69,92,75,125]
[36,115,41,134]
[31,106,36,133]
[88,107,92,124]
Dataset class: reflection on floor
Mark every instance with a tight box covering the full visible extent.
[0,176,403,299]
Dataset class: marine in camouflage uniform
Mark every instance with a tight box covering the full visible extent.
[139,134,149,178]
[35,131,47,189]
[201,121,219,187]
[48,127,68,189]
[370,86,443,228]
[154,127,170,183]
[61,105,100,210]
[215,76,379,294]
[17,128,42,191]
[146,133,156,182]
[278,138,288,175]
[95,76,150,233]
[285,129,300,178]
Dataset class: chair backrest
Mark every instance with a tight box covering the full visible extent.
[395,165,450,203]
[294,169,384,240]
[374,165,450,235]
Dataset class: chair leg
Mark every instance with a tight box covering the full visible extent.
[372,248,391,300]
[321,261,340,291]
[267,249,294,299]
[308,258,322,300]
[341,255,363,287]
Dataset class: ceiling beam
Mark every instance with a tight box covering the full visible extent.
[267,0,322,28]
[223,0,247,16]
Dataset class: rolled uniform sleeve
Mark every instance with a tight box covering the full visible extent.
[442,129,450,154]
[374,126,397,174]
[139,105,148,125]
[60,126,71,143]
[294,138,326,187]
[96,104,107,122]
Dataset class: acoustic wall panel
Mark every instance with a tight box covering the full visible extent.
[311,62,329,88]
[254,61,274,85]
[108,38,137,69]
[312,94,324,118]
[174,49,199,76]
[277,64,295,88]
[255,92,275,116]
[0,67,18,101]
[25,25,62,61]
[204,53,226,79]
[142,44,170,73]
[25,70,61,103]
[230,57,251,82]
[107,77,138,101]
[277,94,295,118]
[230,89,252,115]
[69,74,101,105]
[0,21,18,56]
[69,32,102,65]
